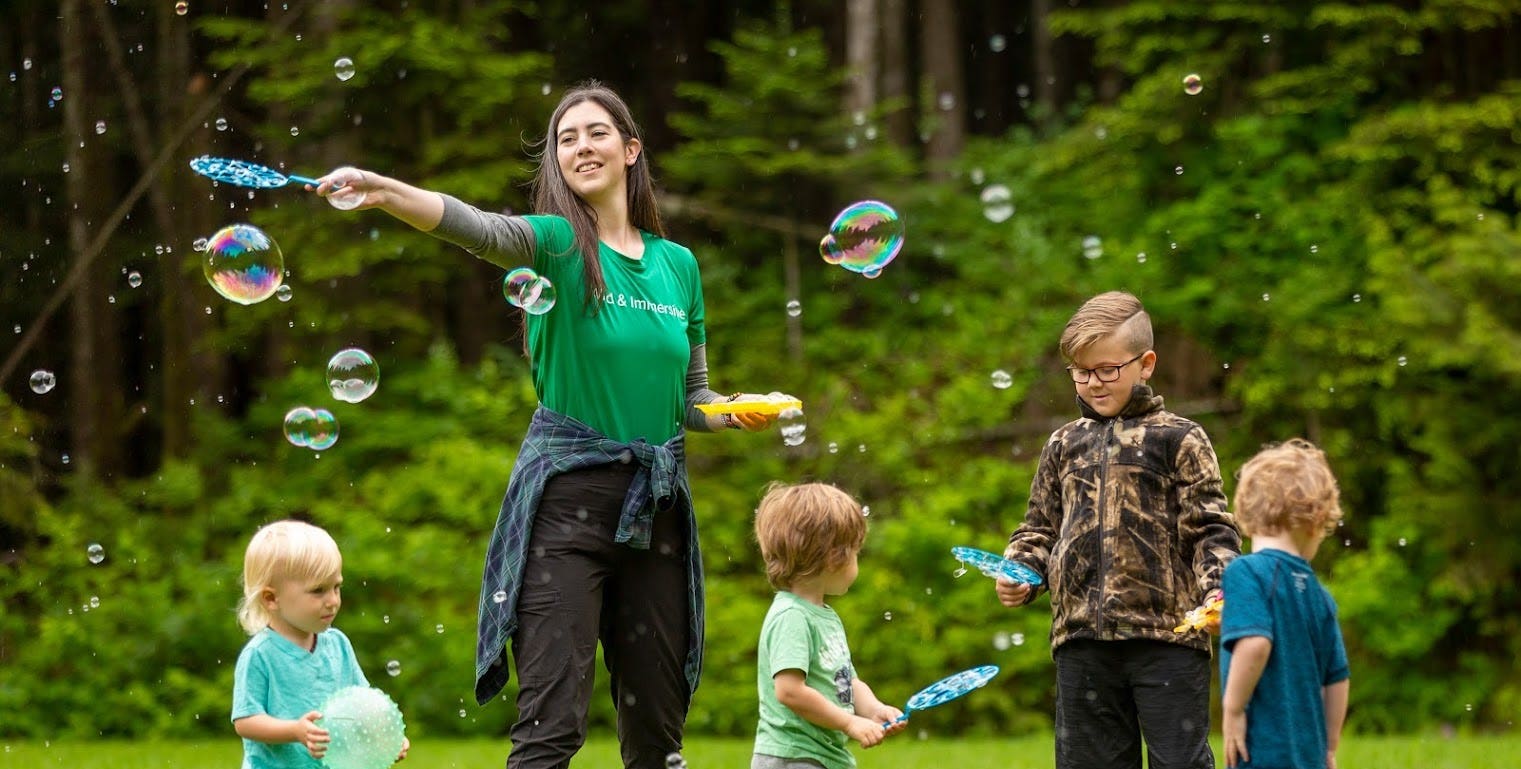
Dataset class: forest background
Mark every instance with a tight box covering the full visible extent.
[1,0,1518,742]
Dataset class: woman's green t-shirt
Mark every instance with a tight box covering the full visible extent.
[525,215,705,444]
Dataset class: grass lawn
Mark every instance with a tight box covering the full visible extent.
[0,734,1514,768]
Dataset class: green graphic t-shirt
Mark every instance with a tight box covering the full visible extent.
[754,591,857,769]
[525,215,705,444]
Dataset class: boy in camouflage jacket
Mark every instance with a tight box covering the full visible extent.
[997,291,1240,769]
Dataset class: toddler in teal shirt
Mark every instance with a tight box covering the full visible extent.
[231,520,409,769]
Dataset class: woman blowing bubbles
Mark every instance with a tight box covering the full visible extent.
[315,82,780,768]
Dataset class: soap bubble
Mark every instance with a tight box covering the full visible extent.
[386,660,401,677]
[503,267,557,315]
[202,224,283,305]
[317,686,406,769]
[980,184,1013,223]
[87,543,105,564]
[1183,73,1203,95]
[1082,235,1103,260]
[334,57,356,82]
[283,407,339,450]
[325,166,367,210]
[275,284,292,302]
[327,348,379,404]
[778,406,806,447]
[175,2,188,15]
[819,200,904,279]
[29,369,56,394]
[127,271,142,288]
[785,299,802,317]
[991,370,1012,389]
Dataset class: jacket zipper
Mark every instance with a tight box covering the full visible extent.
[1094,416,1115,636]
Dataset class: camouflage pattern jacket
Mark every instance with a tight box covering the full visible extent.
[1005,385,1240,654]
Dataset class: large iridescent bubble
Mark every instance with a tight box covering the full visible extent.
[202,224,283,305]
[818,200,904,279]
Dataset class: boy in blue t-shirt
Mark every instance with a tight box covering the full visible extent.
[1220,440,1350,769]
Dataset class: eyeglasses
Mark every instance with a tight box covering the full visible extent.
[1066,352,1146,384]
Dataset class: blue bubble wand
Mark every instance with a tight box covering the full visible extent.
[885,664,1000,727]
[189,155,364,209]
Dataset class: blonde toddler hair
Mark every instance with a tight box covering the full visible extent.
[237,520,343,635]
[1234,439,1343,537]
[754,482,867,590]
[1060,290,1154,361]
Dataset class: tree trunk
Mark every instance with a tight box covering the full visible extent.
[154,0,220,459]
[879,0,912,146]
[920,2,964,177]
[1032,0,1057,122]
[845,0,878,121]
[60,0,124,480]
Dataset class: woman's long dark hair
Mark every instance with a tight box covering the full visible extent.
[531,81,666,312]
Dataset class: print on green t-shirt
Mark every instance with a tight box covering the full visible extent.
[524,215,706,444]
[754,591,858,769]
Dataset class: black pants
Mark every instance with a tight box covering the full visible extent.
[1054,639,1215,769]
[507,462,692,769]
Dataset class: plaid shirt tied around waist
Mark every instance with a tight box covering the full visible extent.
[473,406,705,705]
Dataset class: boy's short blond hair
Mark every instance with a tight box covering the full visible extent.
[1234,439,1343,537]
[1060,291,1154,361]
[237,520,343,635]
[754,482,867,591]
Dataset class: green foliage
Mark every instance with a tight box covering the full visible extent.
[6,0,1521,742]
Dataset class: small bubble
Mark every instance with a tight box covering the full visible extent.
[436,624,445,634]
[1262,293,1271,302]
[127,271,142,288]
[459,709,467,718]
[493,590,508,603]
[87,543,105,564]
[1082,235,1103,259]
[215,117,228,131]
[785,299,801,317]
[1174,165,1184,175]
[1310,244,1319,254]
[1398,537,1407,547]
[51,86,63,101]
[1136,252,1147,263]
[827,442,838,454]
[289,126,299,137]
[861,505,871,517]
[94,120,106,135]
[883,611,893,621]
[1182,73,1203,95]
[386,660,401,676]
[1012,632,1025,646]
[89,596,100,608]
[175,1,188,15]
[1262,34,1271,44]
[275,284,292,302]
[1352,293,1361,303]
[989,34,1007,53]
[991,369,1012,389]
[1397,355,1408,367]
[334,57,356,81]
[29,369,56,394]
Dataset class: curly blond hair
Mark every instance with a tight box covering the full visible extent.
[1234,439,1343,537]
[754,482,867,590]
